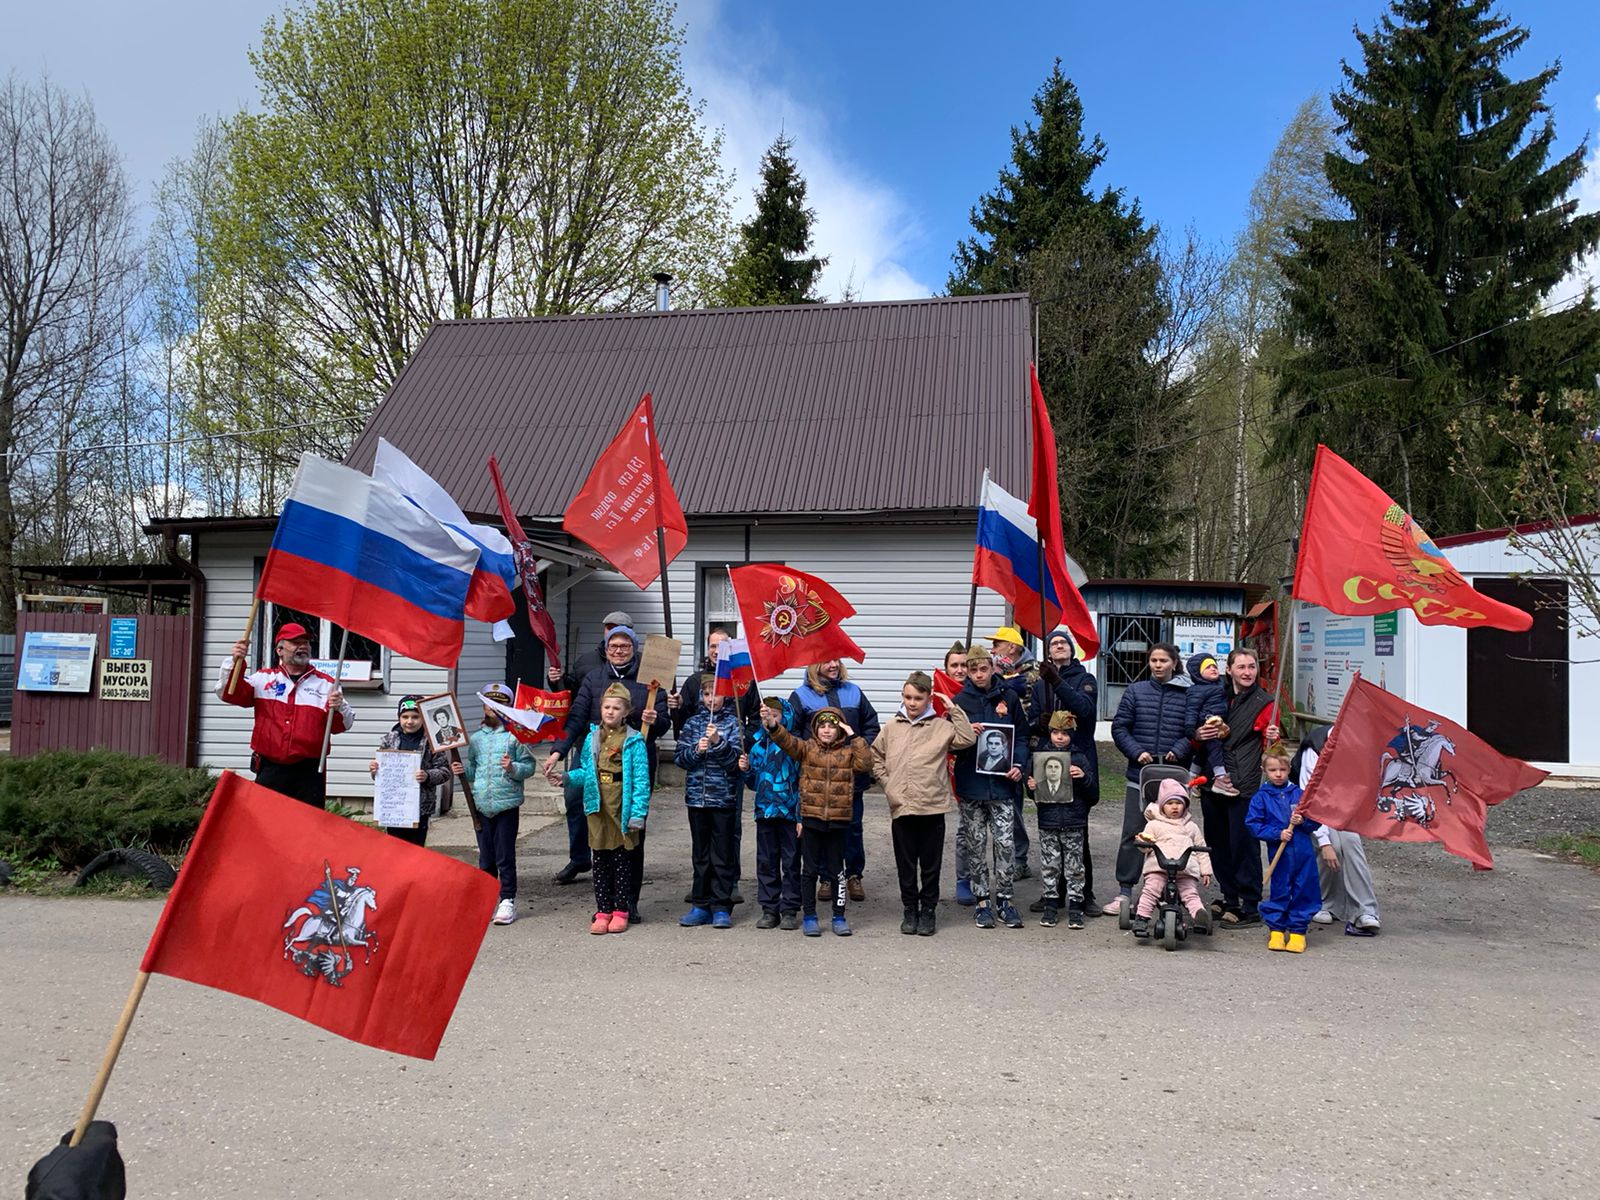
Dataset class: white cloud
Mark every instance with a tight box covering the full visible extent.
[1560,91,1600,298]
[678,1,933,302]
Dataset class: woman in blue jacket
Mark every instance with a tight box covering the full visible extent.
[1107,642,1189,914]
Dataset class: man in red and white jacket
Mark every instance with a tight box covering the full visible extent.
[217,622,355,808]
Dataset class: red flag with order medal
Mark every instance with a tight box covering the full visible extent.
[141,771,498,1059]
[727,563,864,681]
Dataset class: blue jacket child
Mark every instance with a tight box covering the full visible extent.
[742,696,805,922]
[1171,652,1231,781]
[743,697,801,821]
[675,695,745,808]
[675,682,746,922]
[1245,765,1324,944]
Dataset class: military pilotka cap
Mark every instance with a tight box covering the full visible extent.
[1047,711,1077,731]
[947,640,966,657]
[603,682,633,704]
[966,644,992,665]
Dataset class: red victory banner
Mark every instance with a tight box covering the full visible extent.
[562,393,688,590]
[488,454,563,671]
[728,563,864,681]
[1293,445,1532,631]
[142,771,499,1058]
[1298,676,1547,868]
[511,682,570,745]
[1026,364,1101,656]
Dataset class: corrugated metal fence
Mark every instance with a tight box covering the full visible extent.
[10,613,193,763]
[0,633,14,724]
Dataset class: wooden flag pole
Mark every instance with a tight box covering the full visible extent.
[1262,838,1289,889]
[318,628,350,773]
[69,970,151,1146]
[227,597,261,693]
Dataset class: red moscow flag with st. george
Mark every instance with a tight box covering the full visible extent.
[727,563,865,681]
[1298,676,1547,869]
[141,771,499,1059]
[1292,445,1532,632]
[561,393,688,589]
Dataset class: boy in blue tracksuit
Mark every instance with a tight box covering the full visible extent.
[1245,749,1335,952]
[740,697,803,930]
[453,684,537,927]
[1172,653,1236,795]
[676,678,745,928]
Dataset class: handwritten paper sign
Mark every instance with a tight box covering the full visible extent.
[373,749,422,828]
[637,634,683,690]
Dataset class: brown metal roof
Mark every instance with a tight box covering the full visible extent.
[344,294,1034,521]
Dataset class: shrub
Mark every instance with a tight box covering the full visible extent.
[0,750,215,869]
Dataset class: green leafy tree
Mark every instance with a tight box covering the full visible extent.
[200,0,732,483]
[951,62,1188,575]
[1275,0,1600,532]
[721,134,827,305]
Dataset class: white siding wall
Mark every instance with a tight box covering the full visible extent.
[454,620,504,703]
[562,521,1009,721]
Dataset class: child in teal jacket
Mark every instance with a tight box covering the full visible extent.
[453,685,536,926]
[566,683,653,934]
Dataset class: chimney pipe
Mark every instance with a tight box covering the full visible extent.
[653,271,672,312]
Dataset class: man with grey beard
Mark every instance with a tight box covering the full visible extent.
[219,621,354,808]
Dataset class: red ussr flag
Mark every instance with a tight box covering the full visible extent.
[1298,675,1547,869]
[1026,364,1101,657]
[930,667,961,717]
[562,394,688,589]
[141,771,498,1059]
[511,682,569,745]
[1293,445,1532,632]
[728,563,865,681]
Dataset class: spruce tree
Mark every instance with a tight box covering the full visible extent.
[721,134,827,306]
[950,62,1182,576]
[1275,0,1600,531]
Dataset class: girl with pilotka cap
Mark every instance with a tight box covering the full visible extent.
[871,671,976,936]
[565,683,652,935]
[766,704,872,937]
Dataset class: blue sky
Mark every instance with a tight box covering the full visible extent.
[9,0,1599,300]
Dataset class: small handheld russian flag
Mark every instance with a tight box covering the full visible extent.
[713,638,755,698]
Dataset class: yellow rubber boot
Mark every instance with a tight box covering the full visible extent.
[1285,932,1307,954]
[1267,930,1286,951]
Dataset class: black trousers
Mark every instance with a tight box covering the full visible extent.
[625,828,646,912]
[755,818,802,914]
[1115,783,1149,890]
[385,817,429,847]
[1200,790,1262,913]
[891,813,945,910]
[255,757,326,809]
[592,847,635,915]
[687,807,737,913]
[801,824,847,918]
[475,807,520,900]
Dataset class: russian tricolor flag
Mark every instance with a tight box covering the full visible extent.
[260,453,481,668]
[973,471,1076,644]
[714,638,756,698]
[372,439,518,635]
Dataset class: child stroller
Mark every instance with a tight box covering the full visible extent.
[1117,763,1213,951]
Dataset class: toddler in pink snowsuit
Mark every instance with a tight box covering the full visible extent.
[1133,779,1212,926]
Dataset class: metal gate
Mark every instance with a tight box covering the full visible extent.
[1097,614,1170,720]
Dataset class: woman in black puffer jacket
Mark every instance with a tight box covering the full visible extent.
[1108,642,1190,911]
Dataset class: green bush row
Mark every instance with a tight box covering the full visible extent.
[0,750,214,869]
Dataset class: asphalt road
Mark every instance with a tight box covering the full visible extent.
[3,790,1598,1199]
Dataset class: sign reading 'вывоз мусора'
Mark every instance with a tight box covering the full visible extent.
[98,658,152,701]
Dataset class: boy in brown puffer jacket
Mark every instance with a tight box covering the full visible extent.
[768,706,872,936]
[871,671,976,936]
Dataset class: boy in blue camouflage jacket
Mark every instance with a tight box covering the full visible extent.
[740,697,803,930]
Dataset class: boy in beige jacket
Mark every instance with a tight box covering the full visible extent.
[871,671,977,936]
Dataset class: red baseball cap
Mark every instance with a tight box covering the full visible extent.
[276,622,311,642]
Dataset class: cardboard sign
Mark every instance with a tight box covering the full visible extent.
[373,749,422,828]
[99,658,152,701]
[636,634,683,690]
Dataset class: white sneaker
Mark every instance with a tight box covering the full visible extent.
[1355,914,1381,931]
[1312,910,1335,925]
[493,899,517,925]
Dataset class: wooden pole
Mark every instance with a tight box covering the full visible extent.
[227,597,261,693]
[69,971,151,1146]
[451,747,483,832]
[318,627,349,773]
[1262,838,1289,889]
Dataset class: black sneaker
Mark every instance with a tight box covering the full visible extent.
[1131,915,1150,935]
[1231,909,1263,928]
[974,904,995,929]
[756,909,780,930]
[1039,905,1059,928]
[1013,862,1033,881]
[1082,897,1105,918]
[554,861,590,885]
[779,911,801,931]
[1067,902,1085,929]
[900,907,918,935]
[999,902,1025,929]
[917,908,937,936]
[1028,896,1048,913]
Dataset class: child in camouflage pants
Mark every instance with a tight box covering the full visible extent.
[1029,711,1097,928]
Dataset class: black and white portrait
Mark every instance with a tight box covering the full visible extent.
[1033,751,1074,803]
[421,692,467,752]
[975,726,1014,776]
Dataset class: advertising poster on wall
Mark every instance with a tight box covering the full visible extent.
[17,631,98,693]
[1294,607,1404,720]
[1172,616,1235,662]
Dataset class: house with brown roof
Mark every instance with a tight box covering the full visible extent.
[155,294,1036,797]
